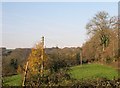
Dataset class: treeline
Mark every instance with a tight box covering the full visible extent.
[2,47,83,76]
[2,48,31,76]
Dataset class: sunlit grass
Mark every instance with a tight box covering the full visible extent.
[69,63,118,80]
[3,74,22,86]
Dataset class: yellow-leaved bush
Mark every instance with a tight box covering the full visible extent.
[24,42,48,86]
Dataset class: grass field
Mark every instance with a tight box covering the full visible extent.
[3,74,22,86]
[69,63,118,80]
[2,63,118,86]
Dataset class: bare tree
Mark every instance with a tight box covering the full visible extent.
[86,11,117,63]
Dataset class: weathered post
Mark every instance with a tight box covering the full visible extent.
[41,36,44,78]
[22,61,28,86]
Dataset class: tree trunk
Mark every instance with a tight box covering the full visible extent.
[80,50,82,66]
[102,44,105,64]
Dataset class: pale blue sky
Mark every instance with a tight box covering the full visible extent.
[2,2,118,48]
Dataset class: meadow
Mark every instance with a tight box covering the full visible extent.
[69,63,118,80]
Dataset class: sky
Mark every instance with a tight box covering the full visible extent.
[2,2,118,49]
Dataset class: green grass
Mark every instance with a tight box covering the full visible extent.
[69,63,118,80]
[3,74,22,86]
[2,63,118,86]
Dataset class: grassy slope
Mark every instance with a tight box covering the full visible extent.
[3,74,22,86]
[69,63,118,80]
[2,63,118,86]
